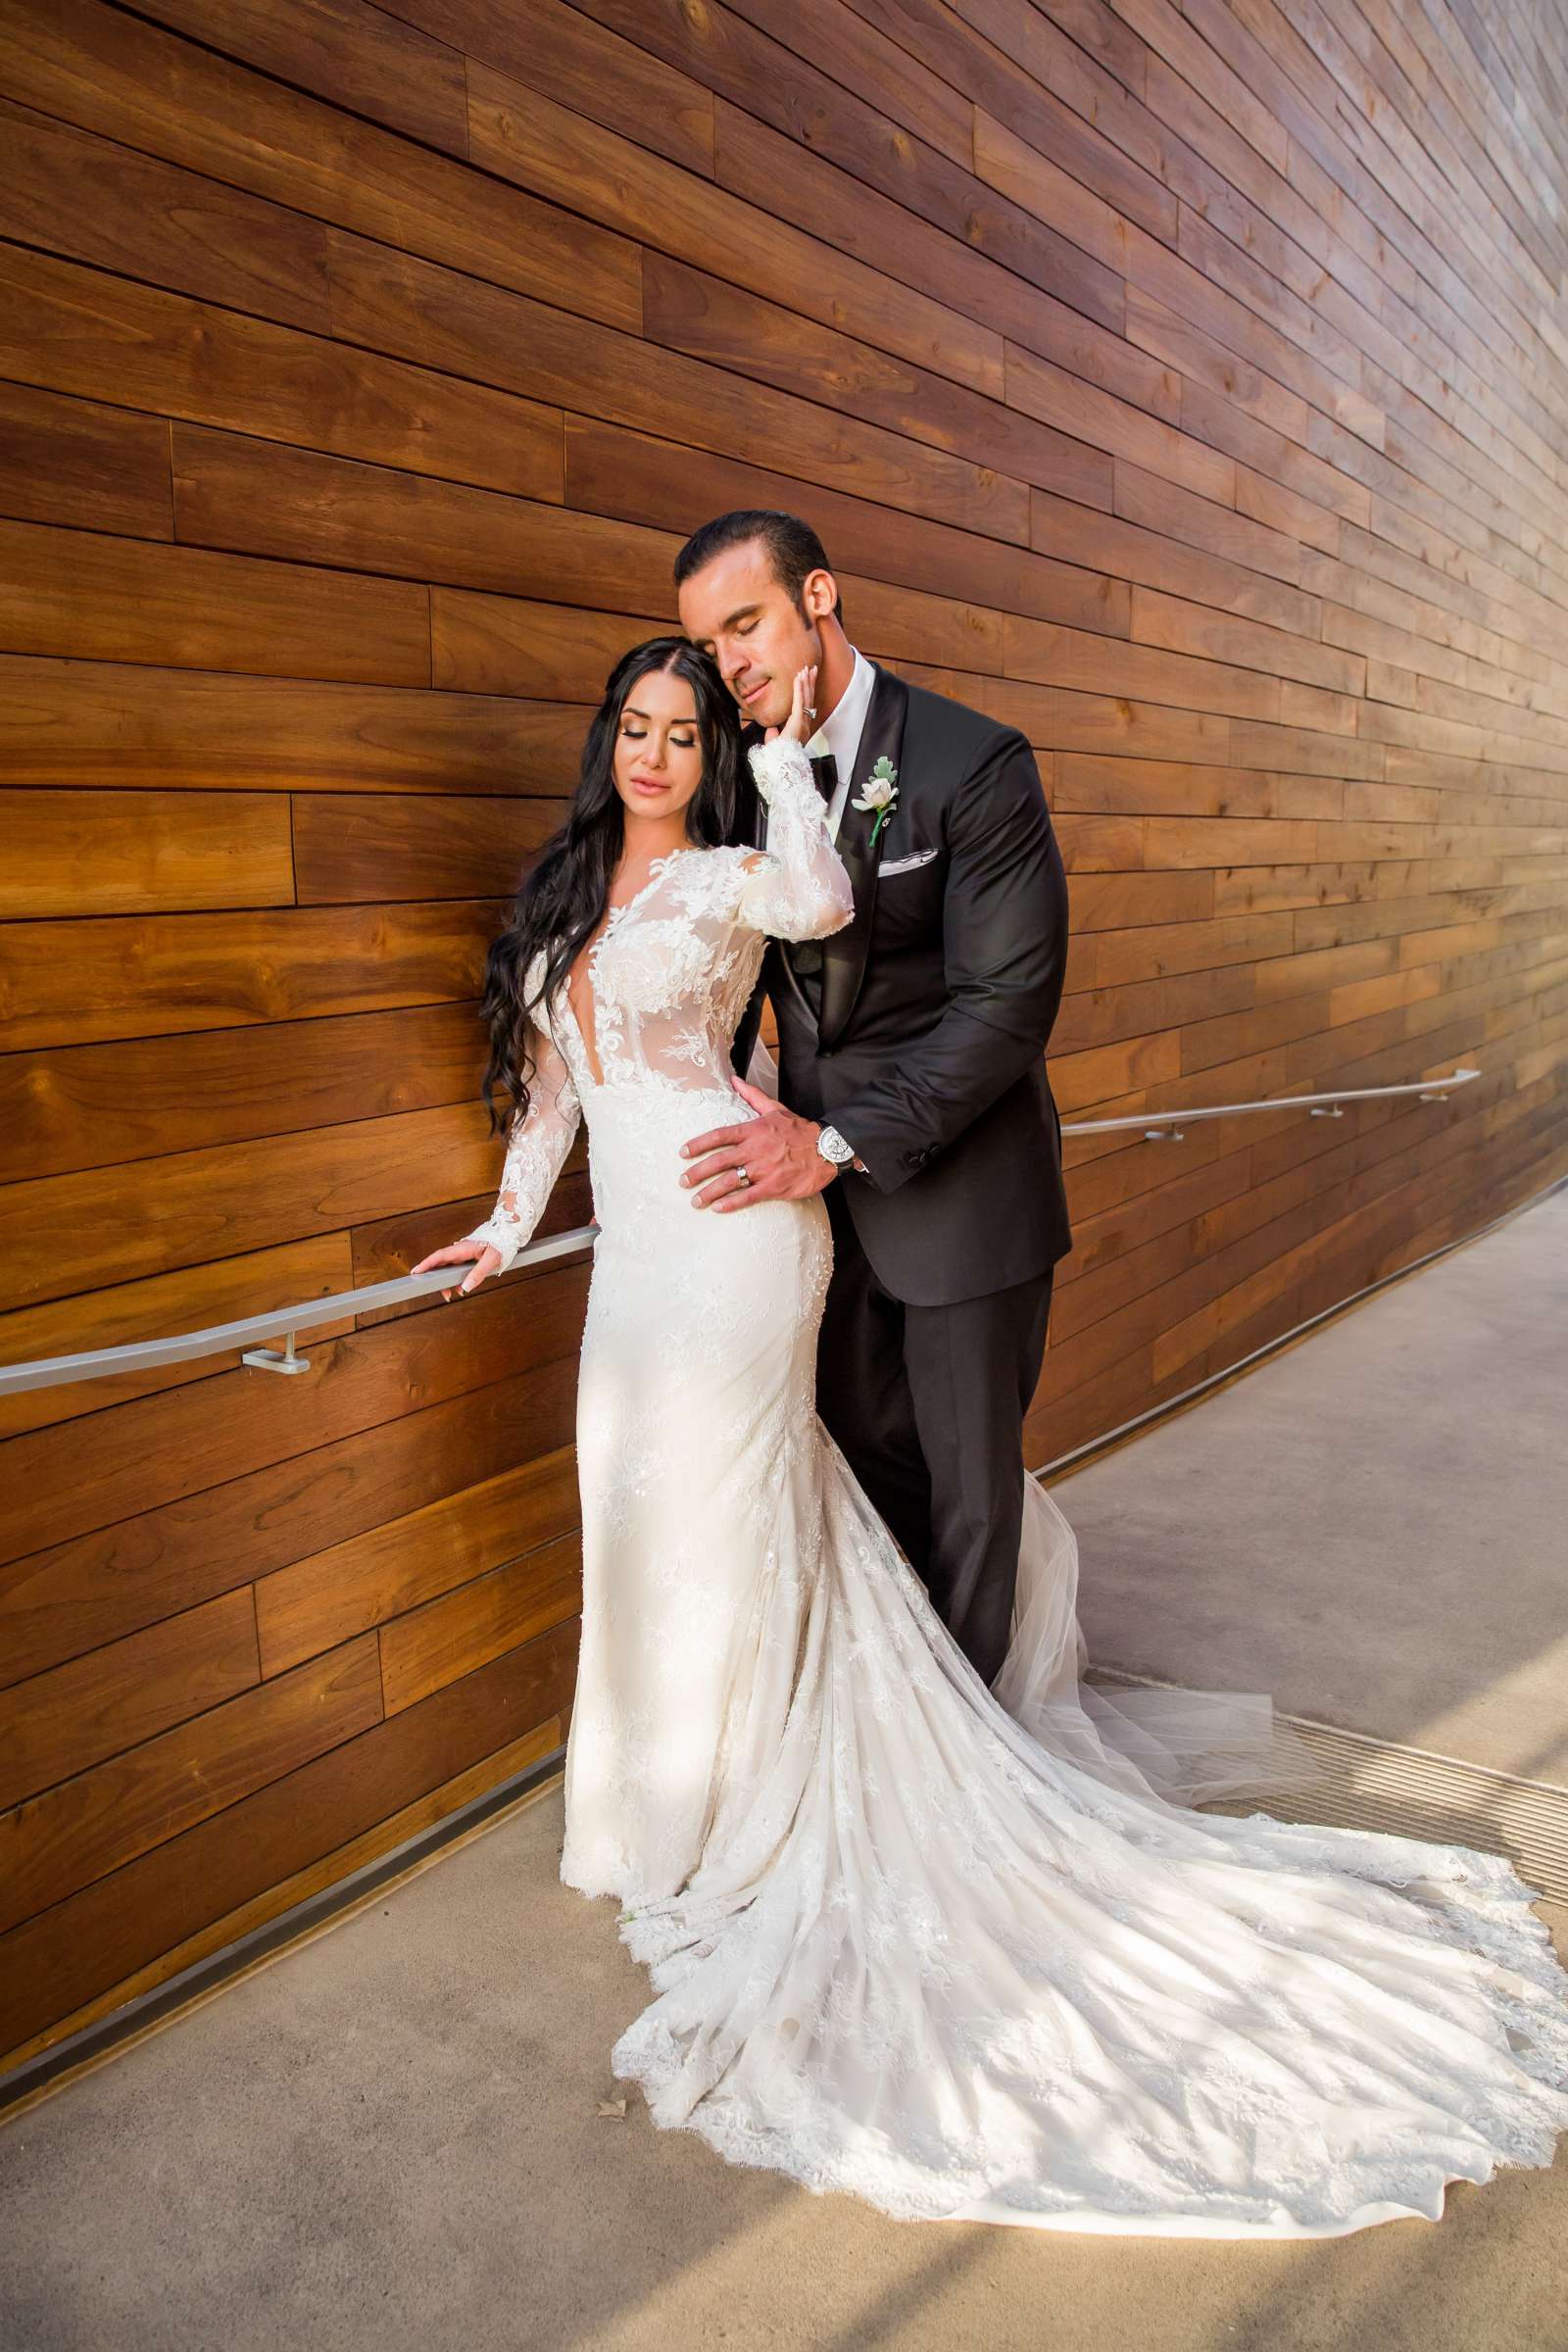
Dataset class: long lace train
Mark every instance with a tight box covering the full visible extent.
[604,1434,1568,2237]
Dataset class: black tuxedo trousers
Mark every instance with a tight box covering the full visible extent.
[817,1180,1054,1685]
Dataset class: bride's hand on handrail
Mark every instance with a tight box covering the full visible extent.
[410,1238,502,1300]
[763,662,817,749]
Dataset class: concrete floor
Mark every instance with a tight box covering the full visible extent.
[3,1186,1566,2352]
[1056,1182,1568,1784]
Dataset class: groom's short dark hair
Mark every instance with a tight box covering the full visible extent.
[673,510,844,624]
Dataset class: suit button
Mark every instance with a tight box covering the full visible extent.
[819,1046,836,1058]
[903,1150,922,1168]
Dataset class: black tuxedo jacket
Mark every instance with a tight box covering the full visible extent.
[730,662,1073,1307]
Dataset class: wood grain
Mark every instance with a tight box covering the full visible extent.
[256,1446,581,1676]
[0,785,294,917]
[0,379,172,538]
[2,1003,484,1182]
[0,518,430,685]
[0,1356,582,1692]
[0,1634,383,1934]
[0,654,586,796]
[0,1618,578,2060]
[0,897,510,1053]
[0,0,641,328]
[0,1234,357,1440]
[0,241,564,505]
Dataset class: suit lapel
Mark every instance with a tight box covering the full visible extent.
[816,663,907,1051]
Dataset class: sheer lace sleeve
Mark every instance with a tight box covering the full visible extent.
[737,735,856,941]
[462,1017,581,1274]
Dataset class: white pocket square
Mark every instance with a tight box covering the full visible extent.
[878,848,939,877]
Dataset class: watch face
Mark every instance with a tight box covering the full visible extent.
[818,1126,853,1164]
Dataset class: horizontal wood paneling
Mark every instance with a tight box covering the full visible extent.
[0,243,564,506]
[0,1635,385,1935]
[0,1355,582,1691]
[2,0,1565,2068]
[0,518,432,683]
[0,1004,483,1182]
[256,1446,581,1676]
[0,379,172,537]
[0,0,641,324]
[0,1622,578,2058]
[0,656,587,796]
[379,1531,582,1714]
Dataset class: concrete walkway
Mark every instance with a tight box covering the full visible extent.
[1056,1181,1568,1784]
[3,1186,1566,2352]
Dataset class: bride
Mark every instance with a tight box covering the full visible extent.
[415,635,1568,2237]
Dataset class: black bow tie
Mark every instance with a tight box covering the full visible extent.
[809,751,839,805]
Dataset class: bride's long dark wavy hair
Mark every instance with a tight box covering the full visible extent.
[478,636,744,1134]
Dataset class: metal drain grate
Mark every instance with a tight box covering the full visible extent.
[1090,1670,1568,1907]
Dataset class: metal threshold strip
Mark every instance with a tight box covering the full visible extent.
[1092,1668,1568,1906]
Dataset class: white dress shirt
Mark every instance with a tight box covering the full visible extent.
[804,646,876,842]
[778,644,876,1169]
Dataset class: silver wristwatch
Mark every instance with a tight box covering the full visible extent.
[815,1124,857,1170]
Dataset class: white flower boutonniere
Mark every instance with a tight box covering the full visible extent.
[852,756,900,851]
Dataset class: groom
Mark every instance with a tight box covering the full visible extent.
[675,511,1072,1687]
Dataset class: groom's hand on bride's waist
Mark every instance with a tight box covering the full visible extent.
[681,1076,844,1210]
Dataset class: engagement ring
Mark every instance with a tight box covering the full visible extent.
[735,1167,752,1188]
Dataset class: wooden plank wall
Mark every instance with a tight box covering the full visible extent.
[2,0,1566,2066]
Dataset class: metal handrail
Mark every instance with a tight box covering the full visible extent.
[0,1223,600,1396]
[1071,1066,1480,1138]
[0,1068,1481,1396]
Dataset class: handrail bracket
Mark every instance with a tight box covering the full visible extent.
[242,1331,312,1376]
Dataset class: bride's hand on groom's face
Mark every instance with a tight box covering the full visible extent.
[763,663,817,750]
[680,1077,837,1209]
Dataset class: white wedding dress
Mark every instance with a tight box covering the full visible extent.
[465,734,1568,2236]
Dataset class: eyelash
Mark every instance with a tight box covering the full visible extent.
[622,727,696,746]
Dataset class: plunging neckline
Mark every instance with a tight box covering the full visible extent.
[563,846,700,1088]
